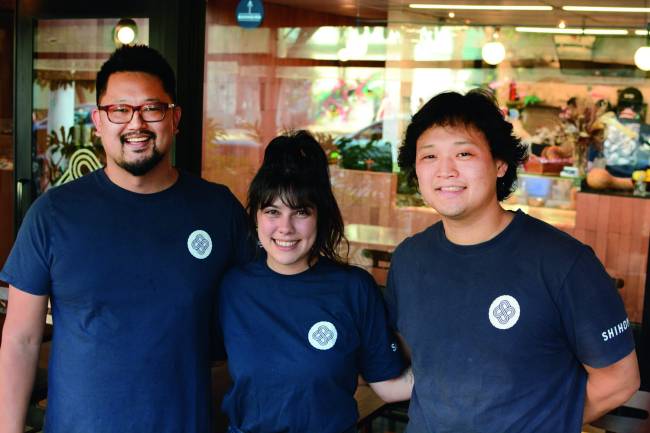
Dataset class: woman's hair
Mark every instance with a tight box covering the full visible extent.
[247,130,348,265]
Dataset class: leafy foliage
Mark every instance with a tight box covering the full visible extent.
[334,136,392,172]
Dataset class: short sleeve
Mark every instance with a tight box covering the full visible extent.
[557,247,635,368]
[356,270,405,383]
[0,194,53,296]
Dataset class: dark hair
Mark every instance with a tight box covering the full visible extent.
[398,89,528,201]
[247,130,348,266]
[96,45,176,105]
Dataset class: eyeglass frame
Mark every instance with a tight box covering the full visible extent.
[97,102,176,124]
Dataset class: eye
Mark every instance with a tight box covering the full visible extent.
[262,208,279,216]
[143,104,164,113]
[296,208,312,217]
[419,153,436,160]
[109,105,131,114]
[457,151,473,158]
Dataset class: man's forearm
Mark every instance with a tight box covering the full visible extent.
[582,352,640,424]
[583,379,636,424]
[0,338,42,433]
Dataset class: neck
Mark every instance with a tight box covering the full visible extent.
[441,204,513,246]
[104,157,178,194]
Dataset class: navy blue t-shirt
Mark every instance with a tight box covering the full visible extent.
[218,254,405,433]
[386,210,635,433]
[0,169,252,433]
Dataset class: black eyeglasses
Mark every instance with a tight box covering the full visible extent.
[98,102,176,124]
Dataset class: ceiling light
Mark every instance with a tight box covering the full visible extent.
[516,27,582,34]
[409,4,552,11]
[563,6,650,13]
[634,47,650,70]
[515,27,628,35]
[635,24,650,71]
[113,18,137,47]
[482,41,506,65]
[583,29,628,35]
[635,30,650,36]
[558,20,566,29]
[448,12,455,18]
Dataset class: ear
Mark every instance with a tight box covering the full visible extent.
[91,109,103,135]
[172,106,182,134]
[496,160,508,178]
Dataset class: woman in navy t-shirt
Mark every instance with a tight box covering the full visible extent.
[218,130,411,433]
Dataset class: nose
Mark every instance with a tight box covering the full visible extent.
[126,108,146,129]
[276,214,295,234]
[436,155,458,178]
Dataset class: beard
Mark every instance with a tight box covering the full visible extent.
[118,130,165,176]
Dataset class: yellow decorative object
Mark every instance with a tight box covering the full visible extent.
[54,148,102,186]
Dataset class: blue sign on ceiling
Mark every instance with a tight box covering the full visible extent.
[236,0,264,29]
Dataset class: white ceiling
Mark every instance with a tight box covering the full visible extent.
[267,0,650,29]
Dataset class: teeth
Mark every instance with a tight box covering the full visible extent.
[440,186,464,192]
[126,136,150,143]
[275,239,298,247]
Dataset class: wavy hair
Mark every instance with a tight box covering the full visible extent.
[247,130,348,266]
[398,89,528,201]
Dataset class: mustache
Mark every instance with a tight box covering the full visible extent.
[120,130,156,144]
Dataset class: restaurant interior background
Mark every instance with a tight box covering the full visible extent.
[1,0,650,429]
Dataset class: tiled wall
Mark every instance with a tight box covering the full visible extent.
[574,192,649,323]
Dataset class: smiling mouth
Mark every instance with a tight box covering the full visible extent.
[437,186,465,192]
[121,131,156,147]
[273,239,299,248]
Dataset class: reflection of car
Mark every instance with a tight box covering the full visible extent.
[334,121,394,172]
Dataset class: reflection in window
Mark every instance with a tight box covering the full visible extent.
[0,10,13,271]
[33,18,149,193]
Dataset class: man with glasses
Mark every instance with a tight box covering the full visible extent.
[0,45,252,433]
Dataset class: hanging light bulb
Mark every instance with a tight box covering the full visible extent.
[635,24,650,71]
[482,29,505,65]
[113,18,138,47]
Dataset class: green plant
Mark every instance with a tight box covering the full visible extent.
[335,136,392,172]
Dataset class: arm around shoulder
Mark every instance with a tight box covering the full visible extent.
[0,286,49,433]
[583,349,640,424]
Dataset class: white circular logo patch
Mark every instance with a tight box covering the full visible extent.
[187,230,212,259]
[308,321,337,350]
[488,295,520,330]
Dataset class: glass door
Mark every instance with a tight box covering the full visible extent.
[13,0,204,230]
[31,18,149,193]
[0,9,13,302]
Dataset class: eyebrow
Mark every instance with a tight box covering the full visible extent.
[417,140,477,150]
[111,97,162,104]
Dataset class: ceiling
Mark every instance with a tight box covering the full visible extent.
[267,1,650,29]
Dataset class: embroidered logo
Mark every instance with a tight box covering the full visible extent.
[308,321,337,350]
[390,342,398,352]
[187,230,212,259]
[488,295,520,330]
